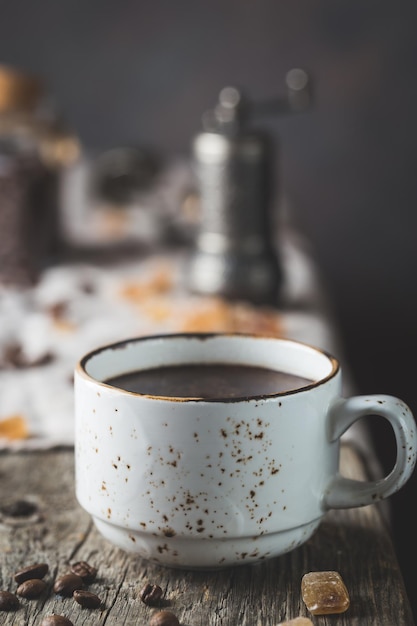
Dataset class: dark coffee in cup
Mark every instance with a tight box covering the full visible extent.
[104,363,313,399]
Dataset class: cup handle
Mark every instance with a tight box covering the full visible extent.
[323,395,417,509]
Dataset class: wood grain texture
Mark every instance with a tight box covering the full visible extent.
[0,445,414,626]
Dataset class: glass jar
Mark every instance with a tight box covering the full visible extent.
[0,64,80,286]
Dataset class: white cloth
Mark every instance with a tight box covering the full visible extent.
[0,158,368,452]
[0,232,364,451]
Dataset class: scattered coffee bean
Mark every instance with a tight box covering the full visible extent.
[16,578,47,599]
[140,582,163,605]
[53,573,83,597]
[70,560,97,583]
[2,341,54,369]
[73,589,101,609]
[1,499,38,518]
[0,589,19,611]
[149,610,180,626]
[14,562,49,584]
[41,615,74,626]
[47,301,68,321]
[80,280,95,294]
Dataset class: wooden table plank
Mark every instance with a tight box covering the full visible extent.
[0,445,414,626]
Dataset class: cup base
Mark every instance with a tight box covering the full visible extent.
[92,516,321,569]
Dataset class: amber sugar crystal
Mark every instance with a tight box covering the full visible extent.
[301,571,350,615]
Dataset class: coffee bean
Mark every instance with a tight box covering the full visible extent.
[14,562,49,584]
[2,341,54,369]
[73,589,101,608]
[70,560,97,583]
[0,590,19,611]
[140,582,163,605]
[41,615,74,626]
[149,610,180,626]
[1,499,38,518]
[16,578,47,598]
[53,573,83,597]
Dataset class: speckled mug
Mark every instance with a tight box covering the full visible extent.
[74,333,416,568]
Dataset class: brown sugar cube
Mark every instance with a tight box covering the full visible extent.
[277,618,313,625]
[301,570,350,615]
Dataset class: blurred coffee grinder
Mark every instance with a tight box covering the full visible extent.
[185,68,311,307]
[0,64,80,286]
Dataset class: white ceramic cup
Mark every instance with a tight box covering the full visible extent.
[74,333,417,568]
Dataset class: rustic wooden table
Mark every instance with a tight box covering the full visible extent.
[0,217,414,624]
[0,444,414,626]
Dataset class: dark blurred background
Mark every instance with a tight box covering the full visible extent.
[1,0,416,616]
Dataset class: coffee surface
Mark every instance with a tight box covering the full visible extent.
[104,363,313,399]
